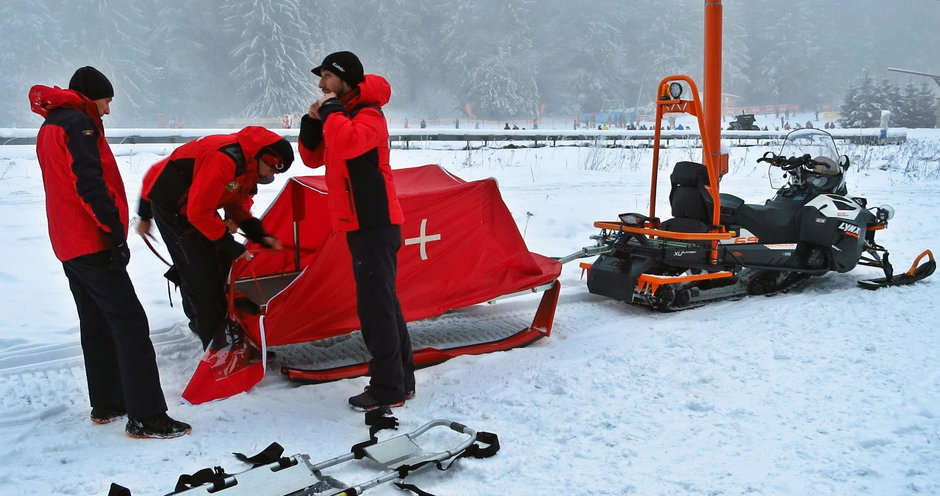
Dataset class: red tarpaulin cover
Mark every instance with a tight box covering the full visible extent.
[183,164,561,404]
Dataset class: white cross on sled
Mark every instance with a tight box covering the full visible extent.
[404,218,441,260]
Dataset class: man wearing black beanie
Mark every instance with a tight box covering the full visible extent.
[28,67,191,438]
[299,51,416,412]
[69,66,115,101]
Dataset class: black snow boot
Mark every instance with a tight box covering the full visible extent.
[90,406,127,424]
[125,413,192,439]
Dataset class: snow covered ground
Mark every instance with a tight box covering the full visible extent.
[1,127,938,495]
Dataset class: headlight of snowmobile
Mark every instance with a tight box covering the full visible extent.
[619,213,649,227]
[669,82,683,99]
[807,175,828,188]
[876,205,895,222]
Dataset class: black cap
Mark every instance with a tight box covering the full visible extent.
[68,66,114,100]
[258,138,294,173]
[311,51,364,87]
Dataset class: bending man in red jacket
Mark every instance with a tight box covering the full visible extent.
[299,51,415,411]
[137,127,293,350]
[29,66,190,439]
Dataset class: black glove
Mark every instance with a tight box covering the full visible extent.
[105,230,130,269]
[239,218,279,249]
[317,98,345,122]
[299,114,324,151]
[238,218,268,244]
[213,232,246,260]
[137,198,152,220]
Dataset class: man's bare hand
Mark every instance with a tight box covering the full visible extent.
[261,236,283,250]
[136,218,155,239]
[309,92,337,118]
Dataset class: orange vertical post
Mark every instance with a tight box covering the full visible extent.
[704,0,728,178]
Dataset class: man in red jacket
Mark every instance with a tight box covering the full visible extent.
[137,127,293,350]
[299,51,415,411]
[29,66,190,439]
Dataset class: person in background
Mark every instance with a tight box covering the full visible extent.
[298,51,416,411]
[136,127,292,350]
[29,66,190,439]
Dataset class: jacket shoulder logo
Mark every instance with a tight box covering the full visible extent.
[225,181,240,192]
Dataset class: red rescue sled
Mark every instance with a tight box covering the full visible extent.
[183,164,561,404]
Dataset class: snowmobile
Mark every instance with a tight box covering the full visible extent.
[566,76,934,310]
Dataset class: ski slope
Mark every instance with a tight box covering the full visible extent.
[0,129,938,495]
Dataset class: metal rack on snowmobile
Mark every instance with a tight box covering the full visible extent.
[570,75,740,307]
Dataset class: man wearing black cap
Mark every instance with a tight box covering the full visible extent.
[299,51,416,411]
[29,66,191,439]
[137,126,293,350]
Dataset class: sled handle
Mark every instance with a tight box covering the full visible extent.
[906,250,934,276]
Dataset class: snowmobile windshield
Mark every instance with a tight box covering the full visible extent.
[777,129,839,162]
[770,129,842,190]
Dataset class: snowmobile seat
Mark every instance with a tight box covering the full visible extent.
[724,202,805,243]
[718,193,744,226]
[660,161,714,233]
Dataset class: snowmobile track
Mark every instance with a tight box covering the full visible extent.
[0,294,628,421]
[0,323,196,422]
[0,297,573,418]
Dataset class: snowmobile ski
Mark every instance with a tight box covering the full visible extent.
[858,250,935,290]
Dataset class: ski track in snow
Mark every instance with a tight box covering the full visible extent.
[1,137,939,495]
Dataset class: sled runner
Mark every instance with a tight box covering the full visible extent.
[564,75,934,310]
[182,165,561,403]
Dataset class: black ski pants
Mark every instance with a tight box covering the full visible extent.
[346,225,416,403]
[152,204,231,349]
[62,251,167,419]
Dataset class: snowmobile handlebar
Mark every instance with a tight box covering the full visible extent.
[757,152,820,172]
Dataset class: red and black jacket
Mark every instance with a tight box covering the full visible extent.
[30,85,127,262]
[298,74,403,232]
[138,126,283,245]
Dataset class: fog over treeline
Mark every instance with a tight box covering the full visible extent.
[2,0,938,127]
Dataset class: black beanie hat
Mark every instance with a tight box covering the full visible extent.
[258,138,294,173]
[311,51,365,87]
[68,66,114,100]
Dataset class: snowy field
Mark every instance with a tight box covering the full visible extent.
[0,127,938,495]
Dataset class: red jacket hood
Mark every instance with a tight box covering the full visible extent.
[343,74,391,110]
[234,125,286,161]
[29,85,102,127]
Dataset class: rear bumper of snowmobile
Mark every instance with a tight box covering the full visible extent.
[578,221,833,309]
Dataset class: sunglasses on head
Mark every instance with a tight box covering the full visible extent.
[259,152,287,172]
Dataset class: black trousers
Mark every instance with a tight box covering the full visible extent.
[346,225,416,403]
[152,204,231,349]
[62,251,167,419]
